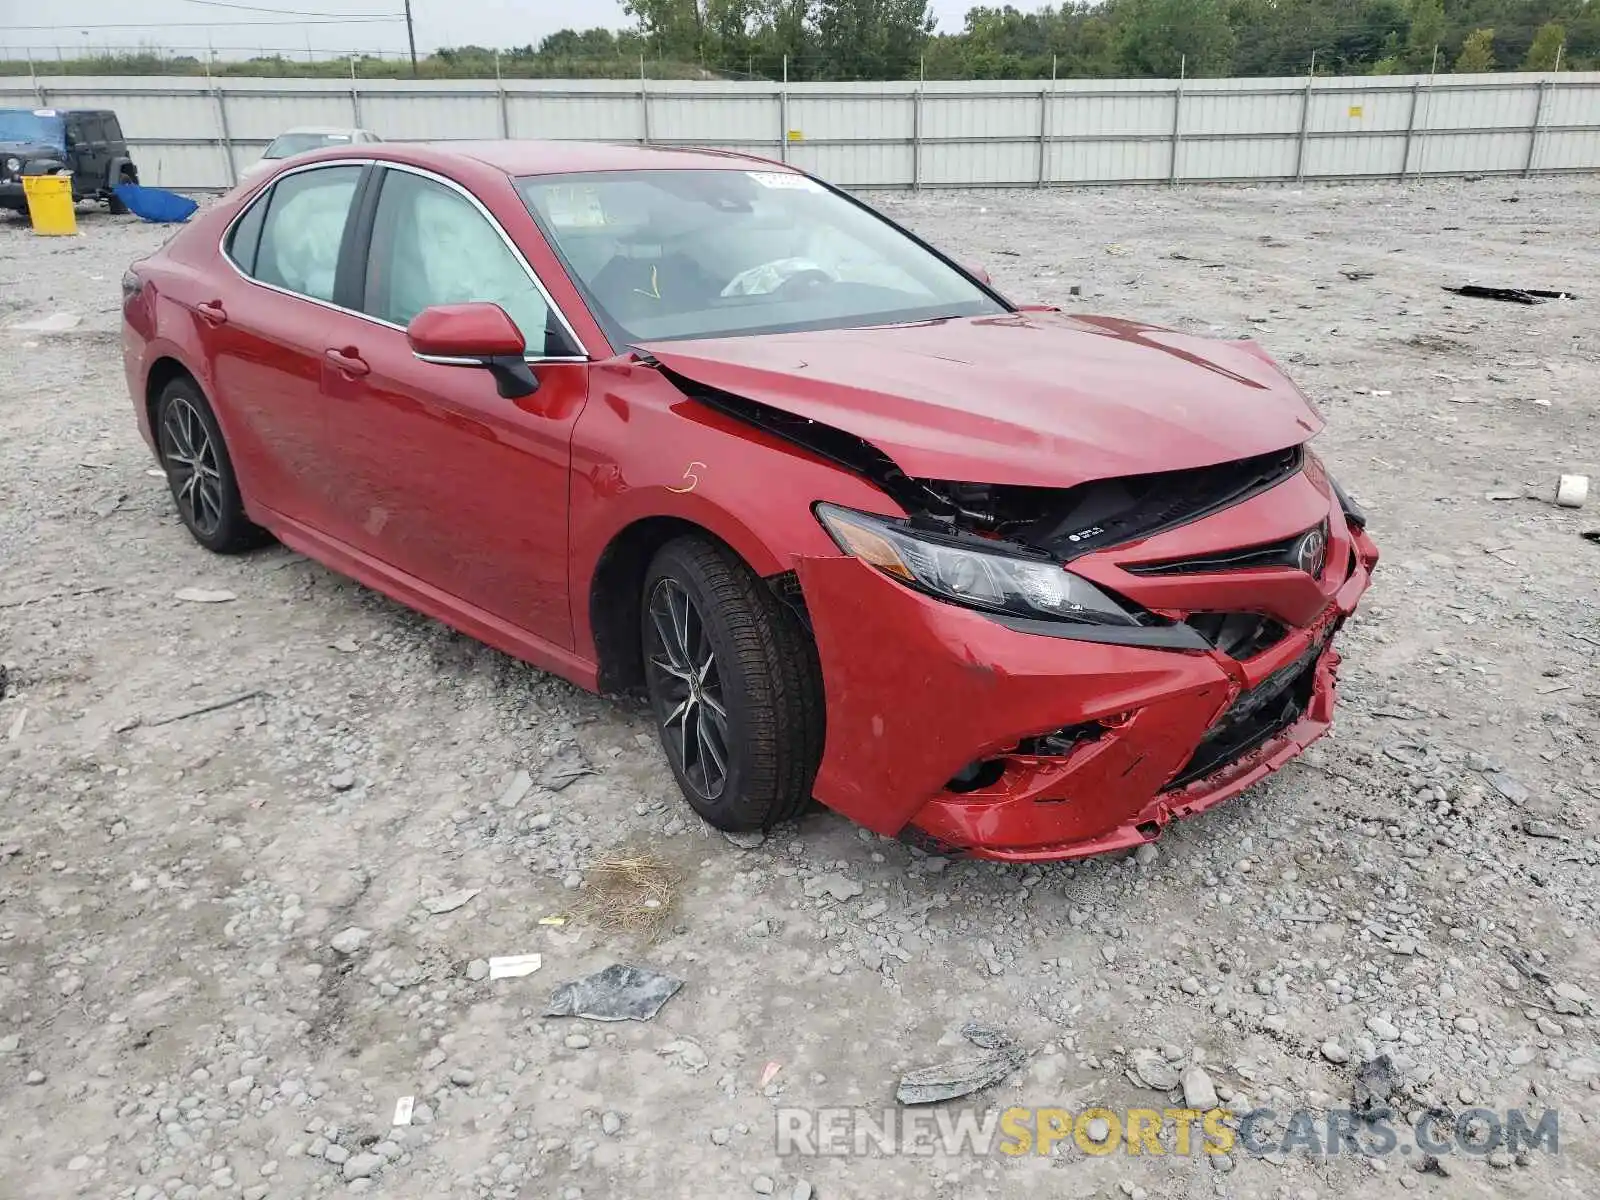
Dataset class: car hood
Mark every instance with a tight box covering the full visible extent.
[639,311,1323,489]
[0,139,62,158]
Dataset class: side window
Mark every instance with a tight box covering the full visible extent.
[225,190,269,275]
[253,165,361,303]
[363,169,551,355]
[103,115,124,146]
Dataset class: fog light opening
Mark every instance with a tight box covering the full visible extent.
[1135,821,1160,839]
[945,758,1006,794]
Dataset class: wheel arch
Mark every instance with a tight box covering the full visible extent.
[586,513,794,695]
[144,355,199,450]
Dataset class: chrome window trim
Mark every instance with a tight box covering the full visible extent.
[217,156,591,364]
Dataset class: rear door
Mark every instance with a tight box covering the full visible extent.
[201,161,372,525]
[319,163,589,648]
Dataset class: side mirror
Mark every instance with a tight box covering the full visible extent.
[407,302,538,399]
[964,262,992,286]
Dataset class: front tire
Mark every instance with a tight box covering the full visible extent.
[642,536,824,832]
[154,377,270,554]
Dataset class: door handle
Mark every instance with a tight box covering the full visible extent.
[324,347,370,377]
[195,300,227,326]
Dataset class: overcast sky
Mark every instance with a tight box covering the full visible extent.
[0,0,1023,60]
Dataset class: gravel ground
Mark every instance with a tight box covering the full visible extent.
[2,176,1598,1200]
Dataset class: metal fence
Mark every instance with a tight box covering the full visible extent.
[4,71,1598,191]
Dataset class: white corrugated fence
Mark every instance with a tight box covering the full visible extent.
[2,71,1597,191]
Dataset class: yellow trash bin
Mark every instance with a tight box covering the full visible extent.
[22,173,78,236]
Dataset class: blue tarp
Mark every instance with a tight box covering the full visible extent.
[114,184,198,224]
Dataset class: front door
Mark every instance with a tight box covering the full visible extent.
[319,165,588,650]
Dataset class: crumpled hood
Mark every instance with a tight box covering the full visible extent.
[640,311,1323,489]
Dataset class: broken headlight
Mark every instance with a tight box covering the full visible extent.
[815,503,1139,626]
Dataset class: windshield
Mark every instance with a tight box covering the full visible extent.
[263,132,353,160]
[0,109,66,148]
[518,169,1005,344]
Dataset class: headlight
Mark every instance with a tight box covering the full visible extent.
[4,157,20,173]
[815,503,1140,626]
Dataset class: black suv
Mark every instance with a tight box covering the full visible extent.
[0,107,140,215]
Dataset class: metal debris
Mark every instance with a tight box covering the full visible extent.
[896,1023,1026,1105]
[544,964,683,1022]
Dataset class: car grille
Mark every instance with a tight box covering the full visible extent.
[1167,638,1323,788]
[1184,612,1287,659]
[1125,522,1325,576]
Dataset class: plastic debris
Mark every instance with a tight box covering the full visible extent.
[896,1023,1026,1105]
[487,954,543,979]
[538,749,592,791]
[421,887,480,915]
[1128,1047,1183,1091]
[537,915,567,926]
[1352,1054,1400,1122]
[544,964,683,1022]
[760,1061,783,1087]
[1444,284,1577,304]
[392,1096,415,1126]
[113,184,199,224]
[1556,474,1589,508]
[175,588,236,603]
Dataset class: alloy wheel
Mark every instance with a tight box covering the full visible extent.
[644,577,730,801]
[159,396,223,537]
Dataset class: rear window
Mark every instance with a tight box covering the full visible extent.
[264,132,353,160]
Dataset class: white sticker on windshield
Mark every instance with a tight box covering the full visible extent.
[746,171,823,192]
[542,184,608,228]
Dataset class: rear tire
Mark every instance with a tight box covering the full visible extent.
[642,536,824,832]
[154,377,271,554]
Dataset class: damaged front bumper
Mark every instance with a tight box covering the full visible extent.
[797,524,1377,861]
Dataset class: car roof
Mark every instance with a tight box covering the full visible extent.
[377,140,788,178]
[276,126,369,136]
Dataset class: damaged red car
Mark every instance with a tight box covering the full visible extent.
[122,142,1377,861]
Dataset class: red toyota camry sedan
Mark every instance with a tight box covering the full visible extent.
[122,141,1377,861]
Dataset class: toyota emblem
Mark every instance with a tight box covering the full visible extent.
[1295,527,1327,576]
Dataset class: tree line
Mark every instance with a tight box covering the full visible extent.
[4,0,1595,80]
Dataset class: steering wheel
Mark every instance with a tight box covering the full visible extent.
[771,268,836,298]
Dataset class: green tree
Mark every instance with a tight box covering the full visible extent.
[1523,21,1565,69]
[812,0,934,80]
[1454,26,1495,72]
[1405,0,1446,70]
[1111,0,1236,76]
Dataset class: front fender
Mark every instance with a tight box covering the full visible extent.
[568,360,895,660]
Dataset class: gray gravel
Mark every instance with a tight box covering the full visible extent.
[2,178,1599,1198]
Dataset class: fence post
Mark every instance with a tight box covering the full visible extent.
[1523,79,1549,177]
[911,85,923,191]
[349,58,363,126]
[29,56,45,107]
[1399,81,1421,180]
[1294,55,1315,183]
[212,84,238,187]
[496,52,510,139]
[1036,88,1050,188]
[778,54,789,163]
[1167,56,1186,186]
[638,55,651,146]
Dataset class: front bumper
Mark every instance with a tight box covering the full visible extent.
[797,501,1378,862]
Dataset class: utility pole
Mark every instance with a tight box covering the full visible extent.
[403,0,417,75]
